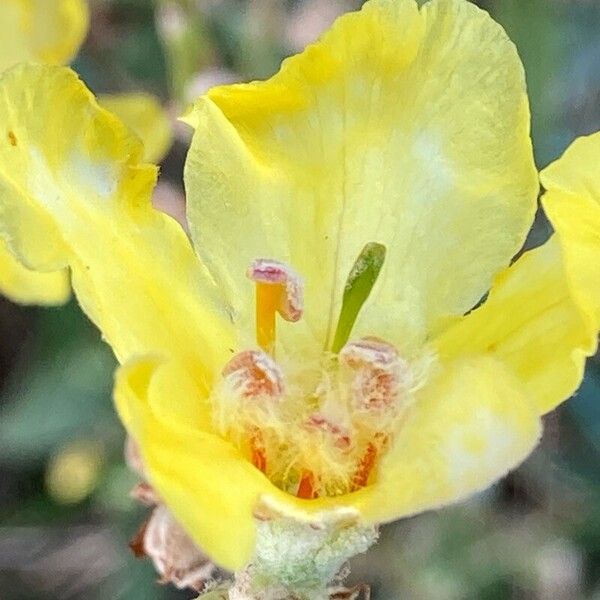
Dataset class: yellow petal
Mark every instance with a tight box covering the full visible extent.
[116,353,540,569]
[184,0,537,352]
[541,132,600,325]
[436,132,600,414]
[0,64,234,398]
[541,131,600,203]
[0,238,69,305]
[99,93,173,164]
[354,356,541,523]
[435,241,593,414]
[0,0,89,71]
[115,357,268,570]
[115,356,366,570]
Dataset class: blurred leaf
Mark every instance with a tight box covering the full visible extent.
[0,338,116,465]
[570,366,600,454]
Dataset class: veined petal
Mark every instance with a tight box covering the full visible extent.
[436,132,600,414]
[0,238,70,305]
[0,64,234,397]
[0,0,89,71]
[435,240,598,414]
[353,356,541,523]
[184,0,537,352]
[100,93,173,164]
[115,356,276,570]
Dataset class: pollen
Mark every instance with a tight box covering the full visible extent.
[210,254,432,499]
[212,336,422,498]
[340,337,411,412]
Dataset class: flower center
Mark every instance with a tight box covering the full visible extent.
[212,245,421,498]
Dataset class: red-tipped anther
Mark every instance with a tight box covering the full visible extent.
[351,434,389,491]
[222,350,284,398]
[305,413,351,450]
[222,350,284,475]
[247,259,304,321]
[250,427,267,473]
[247,259,304,354]
[340,337,405,410]
[297,470,317,499]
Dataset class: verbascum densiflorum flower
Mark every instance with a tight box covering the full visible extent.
[0,0,172,306]
[0,0,598,597]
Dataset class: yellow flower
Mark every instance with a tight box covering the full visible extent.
[0,0,173,305]
[0,0,598,581]
[46,440,105,505]
[0,0,89,71]
[0,0,89,305]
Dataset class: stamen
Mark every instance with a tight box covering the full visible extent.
[351,434,389,491]
[221,350,284,474]
[331,243,386,354]
[249,427,267,473]
[341,339,406,491]
[340,338,406,410]
[222,350,284,398]
[295,415,352,499]
[297,470,317,499]
[305,413,351,450]
[247,259,304,354]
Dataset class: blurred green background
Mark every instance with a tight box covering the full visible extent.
[0,1,599,598]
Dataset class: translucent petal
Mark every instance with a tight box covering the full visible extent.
[436,132,600,414]
[0,64,234,396]
[184,0,537,353]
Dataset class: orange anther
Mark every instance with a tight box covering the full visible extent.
[305,413,351,450]
[247,259,304,354]
[340,338,406,410]
[222,350,284,398]
[351,435,389,490]
[250,428,267,473]
[297,470,317,499]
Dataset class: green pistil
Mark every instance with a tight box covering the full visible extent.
[331,242,386,354]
